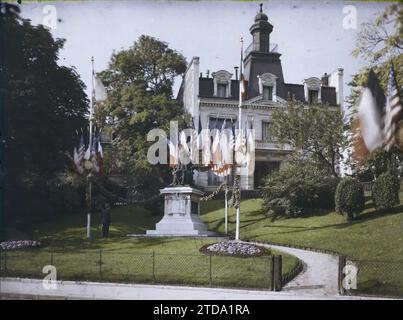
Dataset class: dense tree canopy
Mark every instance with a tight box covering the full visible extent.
[269,100,349,177]
[1,4,88,225]
[352,3,402,64]
[95,35,188,195]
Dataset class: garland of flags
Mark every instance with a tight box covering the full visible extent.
[73,129,104,176]
[200,181,227,202]
[168,116,255,177]
[199,174,241,209]
[228,175,241,209]
[73,57,108,177]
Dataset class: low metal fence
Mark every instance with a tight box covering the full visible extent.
[0,249,284,291]
[339,256,403,298]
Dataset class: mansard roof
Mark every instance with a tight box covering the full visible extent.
[285,83,305,101]
[197,76,338,105]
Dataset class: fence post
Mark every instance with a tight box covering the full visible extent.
[275,255,282,291]
[4,250,7,273]
[209,254,212,287]
[99,249,102,280]
[152,251,156,282]
[270,255,275,291]
[338,255,346,295]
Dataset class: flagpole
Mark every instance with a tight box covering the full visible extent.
[90,56,94,147]
[86,56,95,239]
[224,175,228,235]
[235,37,243,241]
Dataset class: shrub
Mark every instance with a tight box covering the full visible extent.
[262,160,339,219]
[335,177,365,220]
[372,172,400,210]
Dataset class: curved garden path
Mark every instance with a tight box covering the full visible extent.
[248,241,340,297]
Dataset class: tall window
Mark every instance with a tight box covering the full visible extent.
[309,90,319,104]
[217,83,227,98]
[263,86,273,101]
[262,121,274,142]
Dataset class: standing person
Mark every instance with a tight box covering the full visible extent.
[101,202,111,238]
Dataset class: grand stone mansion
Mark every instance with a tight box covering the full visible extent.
[178,7,344,191]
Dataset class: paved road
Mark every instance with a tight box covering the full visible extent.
[0,278,385,300]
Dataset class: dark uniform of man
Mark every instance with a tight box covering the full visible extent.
[101,203,111,238]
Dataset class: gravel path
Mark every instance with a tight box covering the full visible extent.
[248,242,340,297]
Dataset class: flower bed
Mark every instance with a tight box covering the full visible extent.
[200,241,270,258]
[0,240,41,251]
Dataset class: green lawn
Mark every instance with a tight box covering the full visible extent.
[0,204,299,290]
[200,196,403,297]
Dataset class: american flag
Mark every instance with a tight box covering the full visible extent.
[77,134,85,162]
[383,64,402,151]
[73,134,85,173]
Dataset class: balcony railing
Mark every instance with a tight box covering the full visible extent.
[255,140,292,151]
[244,42,278,57]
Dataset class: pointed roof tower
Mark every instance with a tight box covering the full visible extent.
[244,4,286,100]
[250,3,273,53]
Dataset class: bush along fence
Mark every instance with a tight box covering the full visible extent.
[0,249,289,291]
[339,256,403,298]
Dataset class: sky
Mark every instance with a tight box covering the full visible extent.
[18,0,392,103]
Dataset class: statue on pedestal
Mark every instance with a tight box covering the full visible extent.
[170,162,194,187]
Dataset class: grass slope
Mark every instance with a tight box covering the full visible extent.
[1,204,299,290]
[200,197,403,296]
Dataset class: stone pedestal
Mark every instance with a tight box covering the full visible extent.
[146,186,214,236]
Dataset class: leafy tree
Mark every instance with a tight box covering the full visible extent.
[335,177,365,221]
[269,99,349,177]
[1,5,88,225]
[356,148,403,181]
[352,3,402,64]
[262,156,339,219]
[372,171,400,211]
[95,35,188,196]
[346,55,403,115]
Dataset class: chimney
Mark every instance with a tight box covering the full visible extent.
[206,69,210,78]
[200,72,203,78]
[321,73,329,86]
[234,66,239,80]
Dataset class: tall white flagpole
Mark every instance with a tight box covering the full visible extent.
[224,175,228,235]
[86,56,95,239]
[89,57,94,149]
[235,37,243,241]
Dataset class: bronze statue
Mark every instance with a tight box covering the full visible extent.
[171,162,194,186]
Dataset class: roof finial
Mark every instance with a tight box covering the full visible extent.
[259,3,263,13]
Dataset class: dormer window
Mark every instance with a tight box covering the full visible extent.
[258,73,277,102]
[303,77,322,104]
[217,83,227,98]
[263,85,273,101]
[309,90,319,104]
[212,70,233,98]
